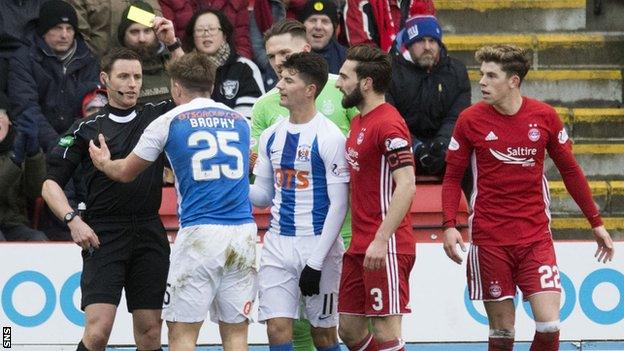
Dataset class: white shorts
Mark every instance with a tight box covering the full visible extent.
[258,231,344,328]
[162,222,258,324]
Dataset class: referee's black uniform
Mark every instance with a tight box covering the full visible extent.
[46,100,175,311]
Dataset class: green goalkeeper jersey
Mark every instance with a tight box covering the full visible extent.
[251,73,358,247]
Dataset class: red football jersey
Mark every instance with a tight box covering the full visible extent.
[346,103,416,254]
[444,97,601,246]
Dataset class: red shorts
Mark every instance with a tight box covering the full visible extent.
[338,252,415,316]
[467,239,561,301]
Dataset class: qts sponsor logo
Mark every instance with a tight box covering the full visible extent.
[274,168,309,189]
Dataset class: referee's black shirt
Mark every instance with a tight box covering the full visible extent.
[46,100,176,219]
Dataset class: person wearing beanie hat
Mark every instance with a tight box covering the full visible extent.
[387,7,472,196]
[298,0,339,25]
[37,0,79,56]
[299,0,347,74]
[37,0,79,37]
[8,0,99,155]
[117,1,182,104]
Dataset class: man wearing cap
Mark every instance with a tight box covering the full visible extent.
[8,0,100,157]
[299,0,347,74]
[117,1,183,104]
[387,11,471,186]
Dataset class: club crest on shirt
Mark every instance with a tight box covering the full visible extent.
[296,144,311,162]
[320,99,335,116]
[528,127,541,142]
[489,281,502,298]
[356,128,366,145]
[221,80,239,99]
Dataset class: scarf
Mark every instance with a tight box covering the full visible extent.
[211,42,231,67]
[58,40,77,68]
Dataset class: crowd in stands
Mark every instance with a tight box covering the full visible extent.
[0,0,471,241]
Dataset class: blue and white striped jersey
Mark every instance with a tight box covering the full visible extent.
[254,112,350,236]
[134,97,254,228]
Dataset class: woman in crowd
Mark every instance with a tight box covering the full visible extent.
[183,9,265,121]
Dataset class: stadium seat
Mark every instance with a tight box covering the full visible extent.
[159,186,179,243]
[158,184,470,244]
[31,197,45,230]
[410,183,470,242]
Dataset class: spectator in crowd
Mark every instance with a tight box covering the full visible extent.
[387,10,471,184]
[68,0,162,58]
[299,0,347,74]
[0,67,48,242]
[184,9,265,120]
[81,88,108,117]
[249,0,285,90]
[159,0,253,59]
[117,1,176,104]
[8,0,100,155]
[0,0,49,58]
[0,0,50,130]
[344,0,434,51]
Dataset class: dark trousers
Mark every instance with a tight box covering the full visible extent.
[0,224,48,241]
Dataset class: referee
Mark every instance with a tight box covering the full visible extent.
[42,48,175,351]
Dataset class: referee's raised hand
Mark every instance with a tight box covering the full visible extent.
[89,133,111,171]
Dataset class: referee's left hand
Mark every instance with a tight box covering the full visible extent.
[89,133,111,171]
[364,237,387,270]
[68,216,99,251]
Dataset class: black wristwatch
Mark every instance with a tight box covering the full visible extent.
[63,211,78,224]
[167,38,181,52]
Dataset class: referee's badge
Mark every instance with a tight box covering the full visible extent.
[58,135,75,147]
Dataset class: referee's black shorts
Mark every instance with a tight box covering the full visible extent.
[80,214,170,312]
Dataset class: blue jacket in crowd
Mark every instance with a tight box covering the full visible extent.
[8,35,99,151]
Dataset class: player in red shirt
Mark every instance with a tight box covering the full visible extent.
[335,45,416,351]
[442,45,615,351]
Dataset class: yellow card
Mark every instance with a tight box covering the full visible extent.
[127,5,155,27]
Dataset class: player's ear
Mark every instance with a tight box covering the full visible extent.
[361,76,373,92]
[100,72,109,87]
[509,74,521,89]
[305,83,316,99]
